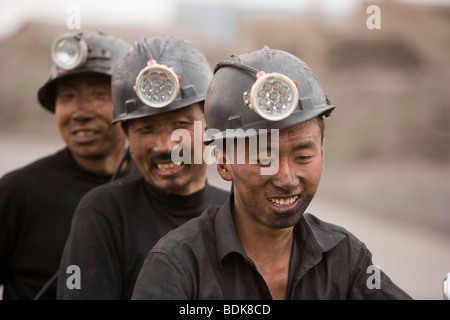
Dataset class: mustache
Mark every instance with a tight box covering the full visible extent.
[150,154,173,165]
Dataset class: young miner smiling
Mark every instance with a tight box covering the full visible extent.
[131,46,413,300]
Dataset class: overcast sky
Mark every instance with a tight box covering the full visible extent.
[0,0,448,40]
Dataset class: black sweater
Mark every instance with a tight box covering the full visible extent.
[56,174,230,299]
[0,148,139,300]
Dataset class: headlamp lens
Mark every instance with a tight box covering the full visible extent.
[248,73,299,121]
[51,35,88,70]
[134,64,180,108]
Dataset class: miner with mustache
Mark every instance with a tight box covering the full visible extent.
[57,35,229,299]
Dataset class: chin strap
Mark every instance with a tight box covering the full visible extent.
[33,272,58,300]
[111,147,131,181]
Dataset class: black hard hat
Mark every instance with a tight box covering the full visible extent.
[204,46,335,145]
[111,34,213,124]
[37,31,131,113]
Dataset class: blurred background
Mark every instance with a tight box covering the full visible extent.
[0,0,449,299]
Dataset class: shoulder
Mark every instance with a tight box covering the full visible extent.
[68,175,148,235]
[304,213,355,236]
[302,213,368,253]
[151,205,220,256]
[0,149,66,187]
[119,156,141,178]
[205,183,230,204]
[76,174,145,210]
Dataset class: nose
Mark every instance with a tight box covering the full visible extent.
[72,95,94,122]
[271,159,300,191]
[153,130,178,156]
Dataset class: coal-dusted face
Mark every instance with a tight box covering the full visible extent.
[55,74,126,166]
[126,103,207,195]
[218,118,324,230]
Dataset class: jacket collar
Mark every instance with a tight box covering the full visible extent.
[215,194,346,267]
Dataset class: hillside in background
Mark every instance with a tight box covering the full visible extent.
[0,1,449,165]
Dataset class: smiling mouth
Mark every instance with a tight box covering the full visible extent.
[156,162,182,171]
[74,130,96,137]
[268,195,299,207]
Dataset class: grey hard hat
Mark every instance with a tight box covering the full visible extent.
[204,46,335,145]
[111,34,213,124]
[37,31,131,113]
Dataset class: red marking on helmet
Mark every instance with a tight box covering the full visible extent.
[256,71,266,79]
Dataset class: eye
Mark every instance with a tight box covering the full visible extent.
[257,158,272,166]
[92,90,109,99]
[248,157,273,167]
[296,155,312,163]
[136,125,154,134]
[174,121,191,129]
[57,92,76,103]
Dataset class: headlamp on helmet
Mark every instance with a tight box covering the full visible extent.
[133,59,181,108]
[51,33,88,71]
[216,61,299,122]
[133,43,182,108]
[244,71,299,121]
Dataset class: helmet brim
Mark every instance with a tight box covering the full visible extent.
[204,103,335,146]
[37,71,111,113]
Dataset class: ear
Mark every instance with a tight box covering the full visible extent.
[121,121,129,138]
[215,148,233,182]
[217,163,233,182]
[321,144,325,169]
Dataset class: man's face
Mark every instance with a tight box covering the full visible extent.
[220,118,324,230]
[55,74,126,162]
[126,103,207,195]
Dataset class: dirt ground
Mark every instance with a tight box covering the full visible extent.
[1,133,449,300]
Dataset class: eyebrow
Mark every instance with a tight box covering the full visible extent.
[291,141,317,152]
[254,140,317,155]
[58,79,109,89]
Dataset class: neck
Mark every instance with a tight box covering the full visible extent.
[233,210,294,263]
[233,204,294,300]
[178,165,208,196]
[72,149,127,175]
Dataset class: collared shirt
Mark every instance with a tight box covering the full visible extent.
[132,194,413,300]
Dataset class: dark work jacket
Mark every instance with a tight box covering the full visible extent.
[57,175,230,300]
[132,194,413,300]
[0,148,139,300]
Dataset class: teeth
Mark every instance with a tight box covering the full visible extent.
[156,162,182,171]
[269,196,298,206]
[75,130,95,137]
